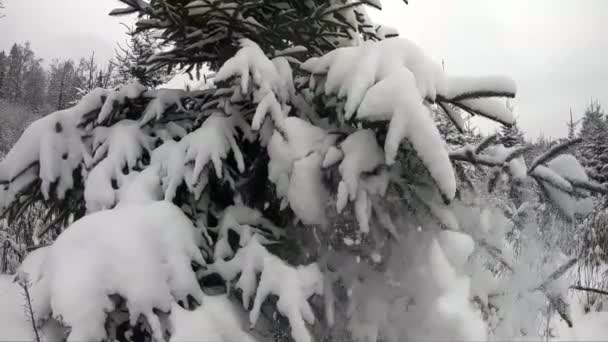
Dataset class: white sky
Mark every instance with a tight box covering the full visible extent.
[1,0,607,139]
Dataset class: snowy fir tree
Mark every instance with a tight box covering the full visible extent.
[1,1,607,341]
[113,26,174,88]
[577,100,608,184]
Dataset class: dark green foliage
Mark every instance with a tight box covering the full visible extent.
[111,0,406,72]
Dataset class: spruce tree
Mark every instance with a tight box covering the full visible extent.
[46,59,78,110]
[0,51,7,92]
[22,58,46,111]
[0,1,605,341]
[578,100,608,183]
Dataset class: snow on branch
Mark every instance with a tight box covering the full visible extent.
[0,80,247,218]
[85,120,154,212]
[267,117,335,224]
[151,113,245,201]
[206,235,324,342]
[301,37,516,202]
[215,39,295,131]
[528,138,583,174]
[451,136,604,218]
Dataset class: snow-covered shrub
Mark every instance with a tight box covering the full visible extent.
[1,1,606,341]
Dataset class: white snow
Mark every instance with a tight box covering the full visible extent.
[0,89,109,208]
[169,295,258,342]
[208,235,324,342]
[14,201,205,342]
[547,154,589,183]
[538,154,595,217]
[139,89,187,126]
[429,237,486,340]
[85,120,153,212]
[215,39,293,131]
[97,82,147,123]
[301,37,515,200]
[267,117,334,224]
[445,76,517,99]
[357,68,456,200]
[457,98,514,126]
[151,114,244,201]
[0,275,65,342]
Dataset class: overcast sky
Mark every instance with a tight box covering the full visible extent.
[1,0,606,139]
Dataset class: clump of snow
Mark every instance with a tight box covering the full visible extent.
[211,204,283,260]
[540,154,594,218]
[208,235,324,342]
[85,120,153,212]
[302,38,516,201]
[139,89,187,126]
[428,236,486,340]
[116,166,164,206]
[334,131,391,233]
[151,114,244,201]
[215,39,293,130]
[97,82,147,123]
[15,201,205,342]
[0,89,110,209]
[267,117,334,224]
[302,39,456,200]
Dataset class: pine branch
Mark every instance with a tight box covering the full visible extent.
[528,138,582,174]
[570,285,608,297]
[475,134,498,155]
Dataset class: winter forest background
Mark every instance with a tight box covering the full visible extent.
[1,0,608,341]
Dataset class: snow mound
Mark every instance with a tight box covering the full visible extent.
[15,201,205,342]
[151,113,245,201]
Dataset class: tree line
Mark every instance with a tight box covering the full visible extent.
[0,31,170,114]
[0,42,115,112]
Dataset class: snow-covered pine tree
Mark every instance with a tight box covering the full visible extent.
[0,1,606,341]
[578,100,608,183]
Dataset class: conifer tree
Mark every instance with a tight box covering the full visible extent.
[21,58,46,111]
[566,109,580,140]
[0,51,7,91]
[0,1,606,341]
[46,59,78,110]
[578,100,608,183]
